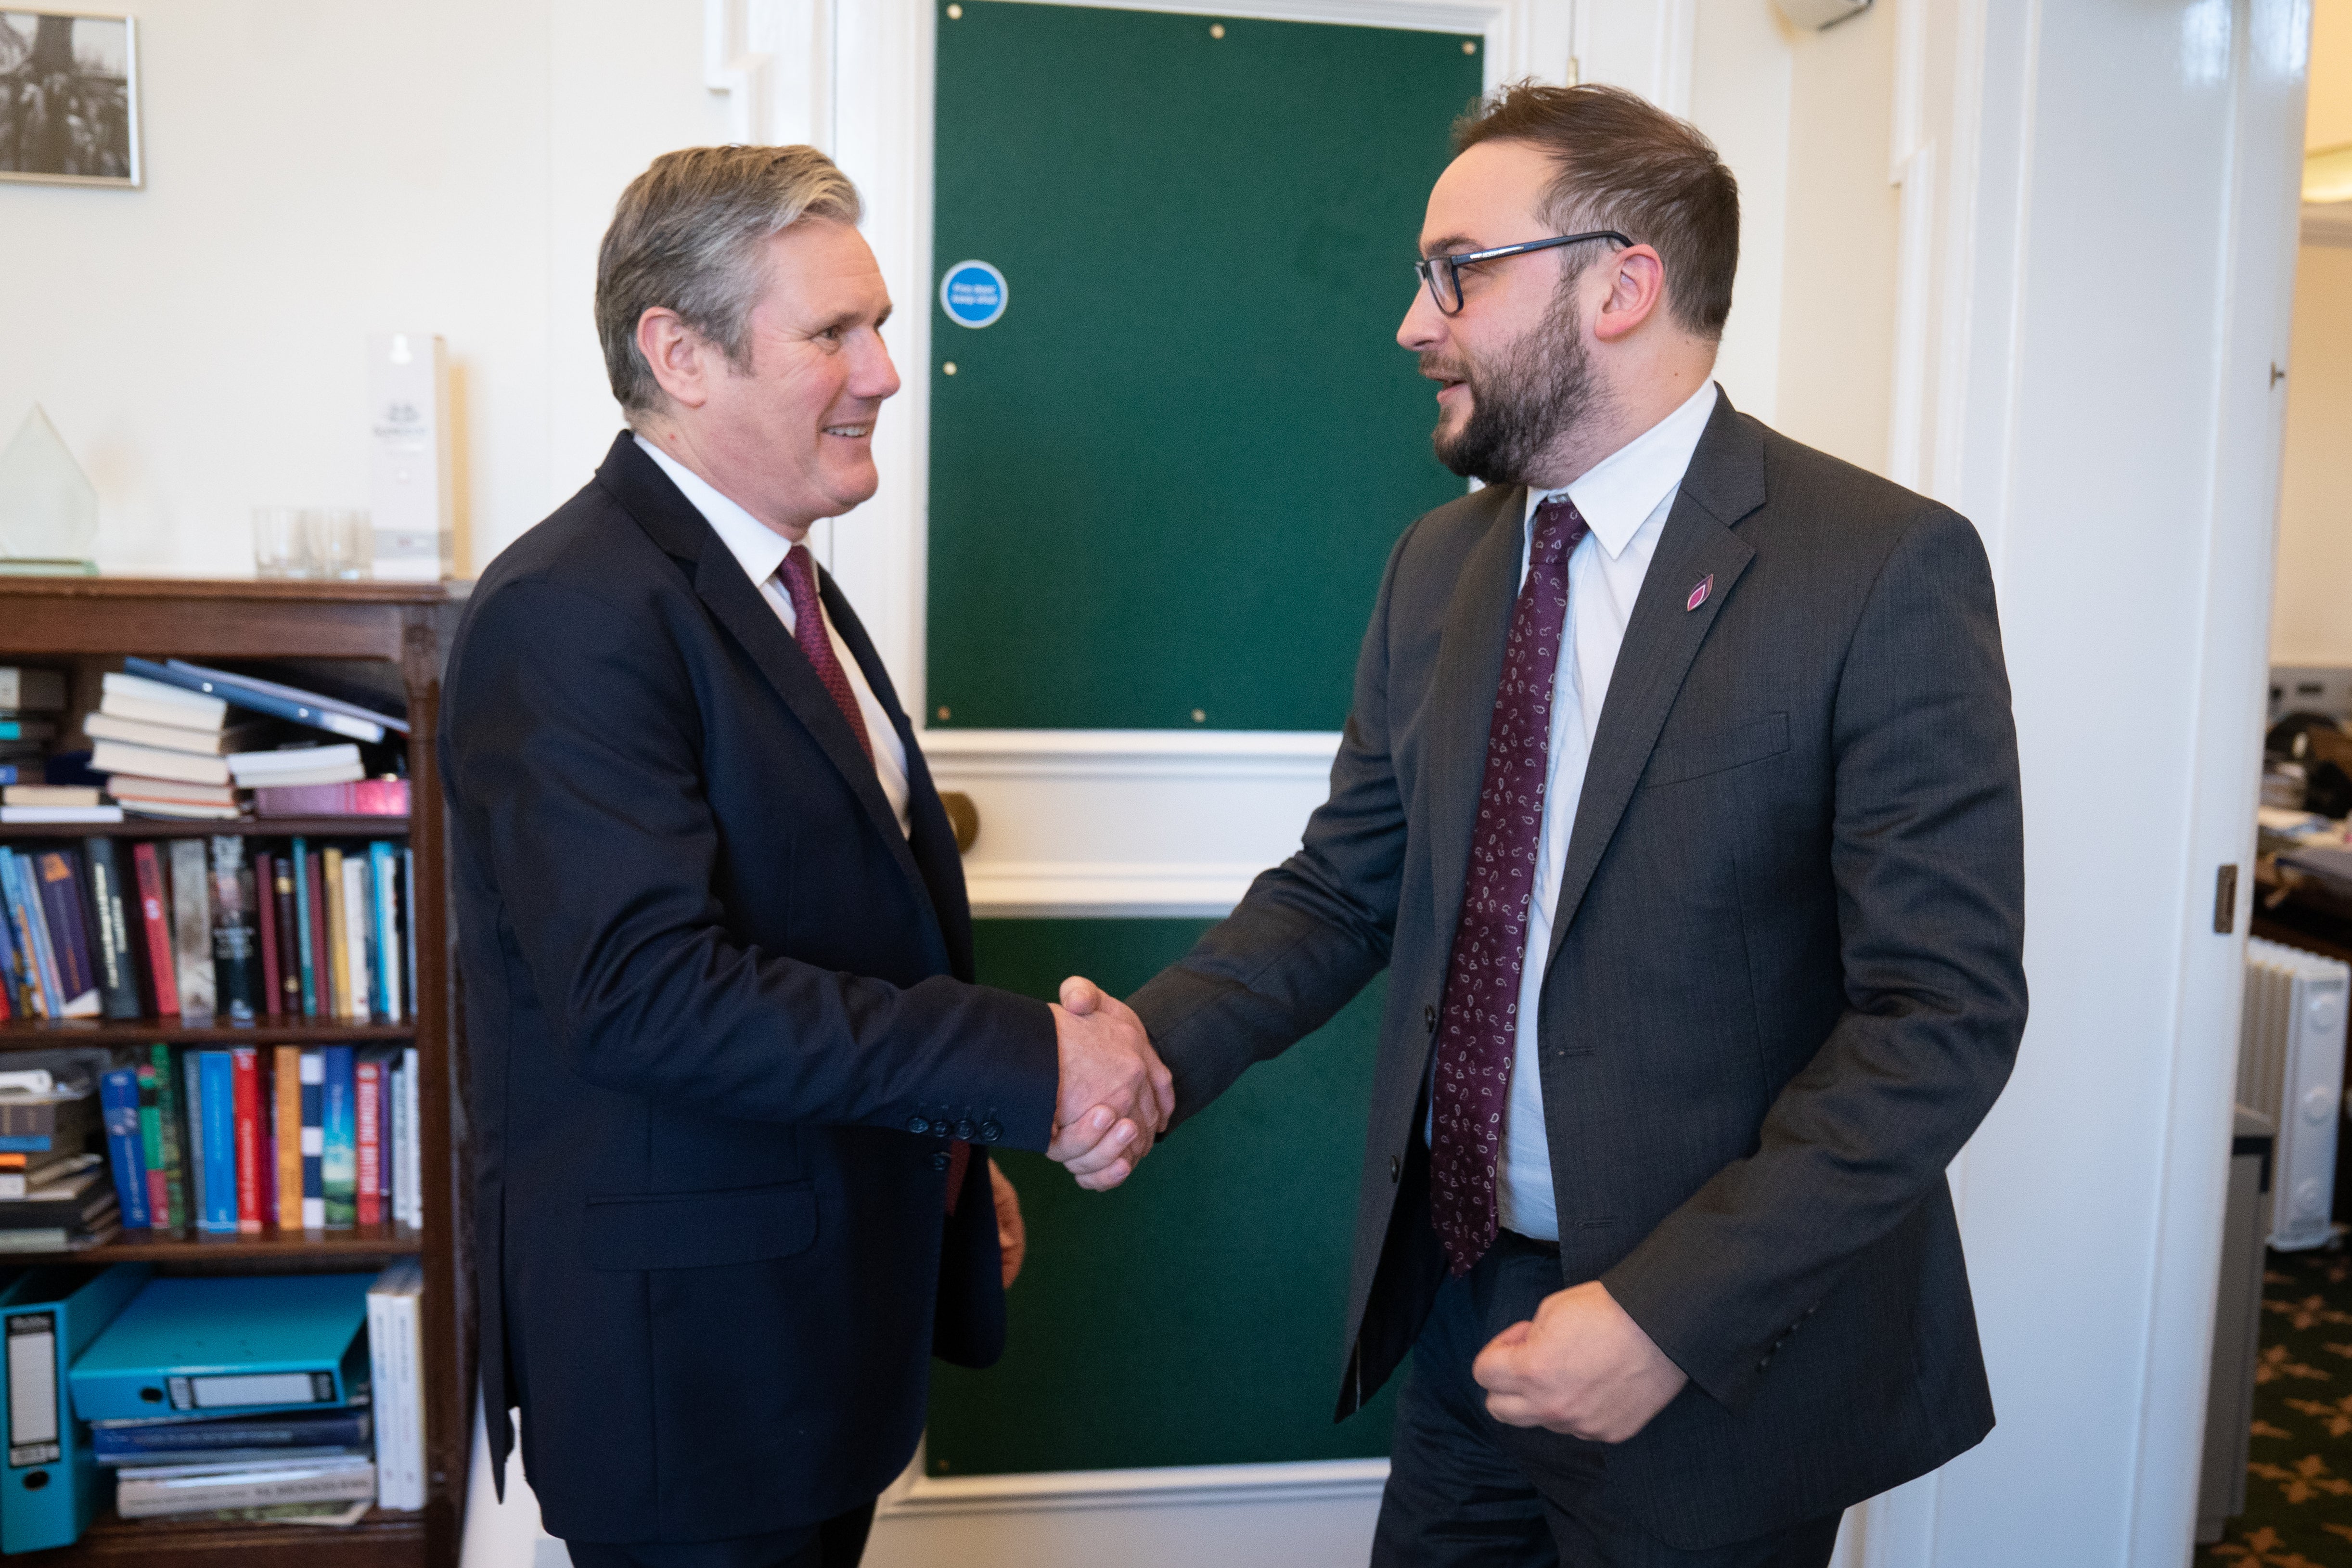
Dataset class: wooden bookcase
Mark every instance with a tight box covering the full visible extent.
[0,578,470,1568]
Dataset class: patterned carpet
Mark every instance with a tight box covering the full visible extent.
[2205,1248,2352,1566]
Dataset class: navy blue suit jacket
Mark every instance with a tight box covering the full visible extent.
[440,433,1058,1544]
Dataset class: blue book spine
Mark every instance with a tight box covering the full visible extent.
[291,836,316,1020]
[299,1049,324,1230]
[98,1070,150,1229]
[0,763,16,785]
[181,1052,206,1227]
[199,1052,237,1234]
[4,852,64,1019]
[321,1046,356,1229]
[91,1408,372,1459]
[369,842,398,1023]
[120,656,379,742]
[0,859,18,1016]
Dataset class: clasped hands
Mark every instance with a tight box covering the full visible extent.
[1046,976,1172,1191]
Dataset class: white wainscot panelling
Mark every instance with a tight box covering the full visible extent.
[924,731,1340,916]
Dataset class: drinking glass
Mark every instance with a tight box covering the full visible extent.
[306,508,373,581]
[252,507,309,578]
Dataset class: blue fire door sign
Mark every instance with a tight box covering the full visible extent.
[940,260,1009,328]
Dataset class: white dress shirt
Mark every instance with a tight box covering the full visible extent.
[1492,380,1721,1241]
[635,436,913,837]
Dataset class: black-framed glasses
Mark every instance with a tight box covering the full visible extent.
[1414,230,1633,315]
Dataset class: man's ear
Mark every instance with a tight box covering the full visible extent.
[637,307,714,411]
[1591,245,1667,345]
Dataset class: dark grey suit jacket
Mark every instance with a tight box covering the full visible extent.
[1130,392,2026,1548]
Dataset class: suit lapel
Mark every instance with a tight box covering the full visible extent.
[822,578,969,969]
[1423,484,1527,959]
[595,434,937,911]
[1543,398,1766,966]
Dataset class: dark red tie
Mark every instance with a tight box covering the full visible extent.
[1429,495,1588,1277]
[778,544,874,764]
[779,545,972,1208]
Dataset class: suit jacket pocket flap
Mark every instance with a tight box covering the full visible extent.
[583,1181,818,1271]
[1645,711,1790,788]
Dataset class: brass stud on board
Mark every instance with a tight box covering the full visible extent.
[943,361,958,375]
[946,3,962,17]
[1209,22,1225,38]
[1191,708,1207,723]
[938,706,952,720]
[1463,39,1477,53]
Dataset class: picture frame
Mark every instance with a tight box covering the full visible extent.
[0,10,139,188]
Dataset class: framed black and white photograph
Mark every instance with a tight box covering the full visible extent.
[0,11,138,187]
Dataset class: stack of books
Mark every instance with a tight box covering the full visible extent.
[66,1271,416,1523]
[87,672,256,822]
[0,666,110,825]
[97,1045,424,1237]
[0,835,414,1027]
[0,1050,113,1249]
[81,659,408,823]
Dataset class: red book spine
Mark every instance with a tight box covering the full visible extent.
[253,852,282,1018]
[306,851,334,1020]
[131,842,180,1016]
[355,1057,382,1227]
[231,1047,263,1234]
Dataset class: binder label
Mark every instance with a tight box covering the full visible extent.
[173,1370,335,1411]
[5,1312,59,1466]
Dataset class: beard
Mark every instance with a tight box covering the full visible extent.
[1425,295,1600,486]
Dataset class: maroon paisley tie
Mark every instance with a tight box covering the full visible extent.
[1429,495,1587,1277]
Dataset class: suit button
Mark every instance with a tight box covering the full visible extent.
[932,1150,951,1172]
[1756,1358,1770,1373]
[1424,1005,1438,1036]
[908,1116,931,1136]
[955,1119,975,1140]
[1389,1155,1401,1182]
[979,1121,1002,1144]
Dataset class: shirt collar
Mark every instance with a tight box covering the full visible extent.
[634,434,794,588]
[1526,380,1721,559]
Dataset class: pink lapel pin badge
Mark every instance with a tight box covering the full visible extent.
[1686,574,1714,613]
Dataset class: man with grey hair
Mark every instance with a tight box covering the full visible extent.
[439,144,1173,1568]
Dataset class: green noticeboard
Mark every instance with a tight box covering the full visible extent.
[926,919,1400,1475]
[927,2,1483,732]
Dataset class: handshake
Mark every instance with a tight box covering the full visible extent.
[1045,977,1174,1191]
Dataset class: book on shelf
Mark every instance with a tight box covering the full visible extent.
[147,1043,189,1231]
[275,1045,303,1231]
[270,854,302,1016]
[0,1149,99,1199]
[321,1045,356,1229]
[367,1259,425,1510]
[130,842,180,1016]
[232,1047,264,1235]
[209,836,260,1026]
[128,657,396,745]
[254,778,410,818]
[100,1067,153,1228]
[229,746,367,790]
[167,837,217,1021]
[114,1455,377,1519]
[82,837,141,1021]
[254,849,282,1018]
[84,712,272,757]
[0,805,123,824]
[109,776,239,810]
[100,670,226,732]
[0,718,57,743]
[1,786,99,808]
[32,849,100,1016]
[299,1047,324,1230]
[90,739,232,788]
[0,667,67,711]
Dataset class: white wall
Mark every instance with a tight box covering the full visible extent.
[2273,239,2352,664]
[0,0,725,579]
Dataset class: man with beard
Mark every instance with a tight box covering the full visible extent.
[1063,82,2027,1565]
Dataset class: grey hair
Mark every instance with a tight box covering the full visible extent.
[595,144,864,417]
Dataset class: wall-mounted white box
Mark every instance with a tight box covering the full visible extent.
[367,333,453,581]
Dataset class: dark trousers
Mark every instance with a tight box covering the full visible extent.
[1372,1233,1841,1568]
[563,1501,874,1568]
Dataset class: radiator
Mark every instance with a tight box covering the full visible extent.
[2240,938,2351,1250]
